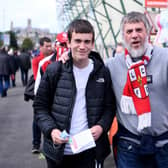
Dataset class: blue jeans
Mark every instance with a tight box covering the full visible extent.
[117,139,168,168]
[0,75,10,96]
[32,114,41,147]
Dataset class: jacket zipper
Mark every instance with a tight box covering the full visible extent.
[66,73,76,133]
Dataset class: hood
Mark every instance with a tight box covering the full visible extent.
[89,50,104,65]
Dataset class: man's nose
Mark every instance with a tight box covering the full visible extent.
[79,42,85,49]
[48,46,52,51]
[131,30,138,38]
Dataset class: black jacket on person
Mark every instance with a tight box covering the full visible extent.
[0,50,11,75]
[18,52,31,71]
[33,51,116,164]
[9,54,19,74]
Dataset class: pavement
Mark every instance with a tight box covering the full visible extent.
[0,71,116,168]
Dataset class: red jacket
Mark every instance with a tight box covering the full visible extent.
[32,52,44,80]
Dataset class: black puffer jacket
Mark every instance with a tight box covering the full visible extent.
[33,51,116,163]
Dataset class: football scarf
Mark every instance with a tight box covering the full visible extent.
[56,47,68,61]
[120,44,153,131]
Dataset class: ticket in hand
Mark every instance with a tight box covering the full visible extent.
[60,130,70,139]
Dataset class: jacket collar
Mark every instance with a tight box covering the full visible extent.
[64,50,104,72]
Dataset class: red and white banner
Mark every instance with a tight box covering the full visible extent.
[145,0,168,8]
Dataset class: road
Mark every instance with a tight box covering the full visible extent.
[0,71,116,168]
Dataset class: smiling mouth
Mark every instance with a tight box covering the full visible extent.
[79,51,86,54]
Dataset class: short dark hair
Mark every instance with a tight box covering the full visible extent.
[39,37,51,46]
[67,19,95,42]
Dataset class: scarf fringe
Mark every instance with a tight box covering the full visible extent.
[137,113,151,131]
[121,95,151,131]
[120,95,136,115]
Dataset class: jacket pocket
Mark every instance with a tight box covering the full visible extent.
[43,138,64,164]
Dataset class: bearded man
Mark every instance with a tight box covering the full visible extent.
[106,11,168,168]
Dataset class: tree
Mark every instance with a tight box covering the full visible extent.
[21,38,34,51]
[6,31,18,49]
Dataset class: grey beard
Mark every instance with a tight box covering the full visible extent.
[123,39,148,58]
[128,47,146,58]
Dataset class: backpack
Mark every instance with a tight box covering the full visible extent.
[24,61,62,102]
[24,74,35,101]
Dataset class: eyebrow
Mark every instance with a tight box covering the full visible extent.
[74,39,92,43]
[126,27,143,33]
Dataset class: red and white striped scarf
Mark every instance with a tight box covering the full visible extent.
[120,44,153,131]
[56,47,68,61]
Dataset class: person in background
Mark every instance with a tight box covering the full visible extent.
[31,37,52,153]
[106,11,168,168]
[32,37,53,80]
[0,47,11,97]
[34,32,68,95]
[31,48,40,58]
[33,19,116,168]
[8,48,19,87]
[17,49,31,86]
[112,42,124,57]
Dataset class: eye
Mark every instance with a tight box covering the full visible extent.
[74,39,81,43]
[136,28,143,33]
[84,40,91,44]
[126,30,133,34]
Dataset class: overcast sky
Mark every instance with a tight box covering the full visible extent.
[0,0,63,33]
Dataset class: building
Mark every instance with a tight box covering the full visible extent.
[11,19,55,47]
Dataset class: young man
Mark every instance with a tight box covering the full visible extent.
[33,19,116,168]
[106,11,168,167]
[31,37,52,153]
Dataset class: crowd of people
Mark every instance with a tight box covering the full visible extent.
[1,11,168,168]
[0,46,31,97]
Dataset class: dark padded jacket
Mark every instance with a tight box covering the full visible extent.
[33,51,116,163]
[0,51,11,75]
[18,52,31,71]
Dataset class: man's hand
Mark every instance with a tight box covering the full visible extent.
[51,129,69,144]
[90,125,103,141]
[58,51,69,63]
